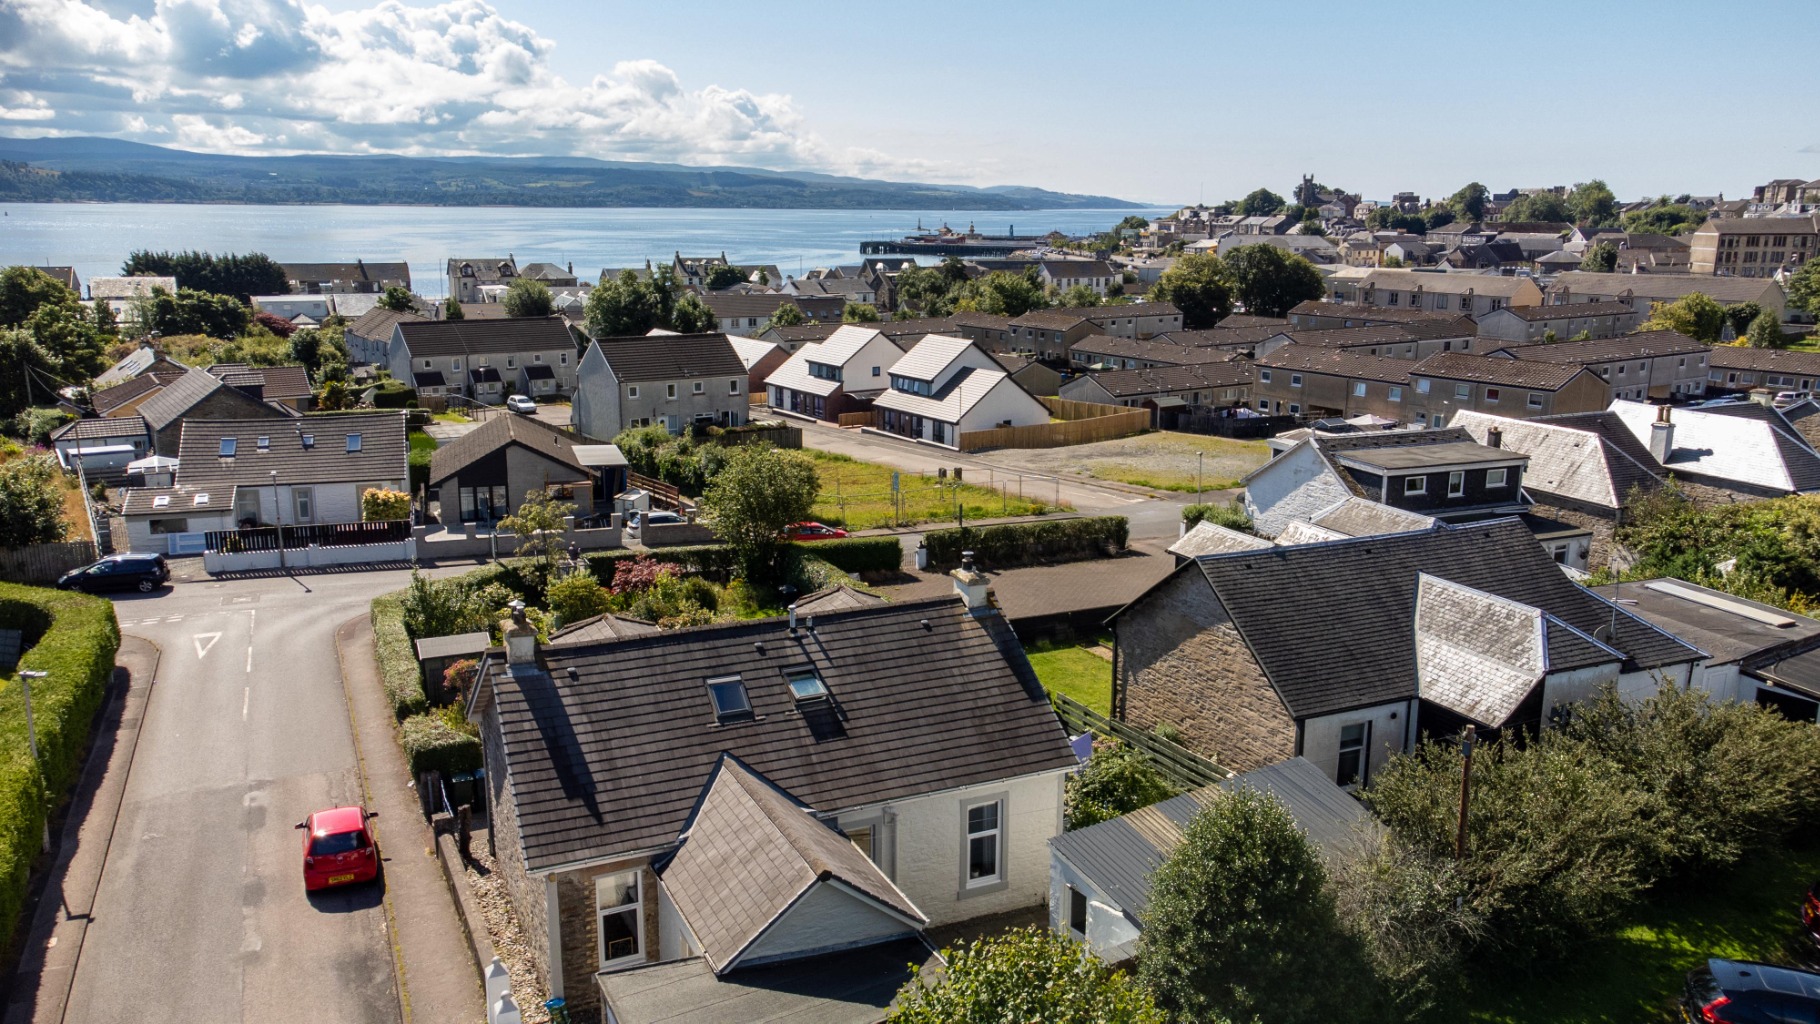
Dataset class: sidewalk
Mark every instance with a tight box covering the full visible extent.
[4,637,158,1024]
[335,616,485,1024]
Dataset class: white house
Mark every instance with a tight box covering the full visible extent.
[871,335,1051,447]
[763,324,906,423]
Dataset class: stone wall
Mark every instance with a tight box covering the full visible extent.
[554,860,659,1019]
[482,702,548,984]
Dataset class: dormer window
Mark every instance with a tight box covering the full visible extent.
[219,438,237,457]
[706,676,751,723]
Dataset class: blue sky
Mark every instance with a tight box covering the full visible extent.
[2,0,1816,204]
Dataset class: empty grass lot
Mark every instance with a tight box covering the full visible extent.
[981,431,1272,494]
[807,450,1060,530]
[1471,841,1820,1024]
[1025,641,1112,715]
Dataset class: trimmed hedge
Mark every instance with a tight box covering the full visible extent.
[795,536,902,576]
[400,712,483,777]
[0,583,120,952]
[582,544,739,585]
[924,516,1129,571]
[370,383,418,408]
[370,593,429,718]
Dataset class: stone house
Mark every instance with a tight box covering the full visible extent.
[571,332,749,439]
[1687,214,1820,277]
[467,575,1076,1020]
[1495,330,1711,401]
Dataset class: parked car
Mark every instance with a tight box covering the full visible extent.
[785,521,849,541]
[1682,958,1820,1023]
[627,509,685,530]
[296,806,380,892]
[506,394,538,414]
[56,553,170,594]
[1774,391,1812,409]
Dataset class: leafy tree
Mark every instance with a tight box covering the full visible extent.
[1139,789,1363,1024]
[91,297,118,336]
[360,487,410,521]
[1641,292,1726,342]
[699,444,818,583]
[137,288,251,339]
[499,488,576,591]
[702,264,746,289]
[955,269,1049,317]
[25,301,107,382]
[122,250,288,302]
[1065,742,1176,830]
[1330,832,1479,1024]
[671,293,716,333]
[1568,179,1619,227]
[763,302,808,332]
[1580,241,1619,273]
[1149,253,1234,329]
[1054,285,1102,308]
[547,570,612,625]
[378,286,416,313]
[0,452,69,548]
[1448,182,1490,222]
[0,328,58,418]
[317,379,353,411]
[399,570,492,639]
[1622,199,1707,236]
[1366,208,1431,234]
[890,927,1165,1024]
[586,269,660,337]
[1425,206,1456,230]
[0,266,76,327]
[1724,301,1765,338]
[253,310,296,338]
[1235,188,1286,216]
[503,277,555,318]
[1222,244,1327,317]
[1784,258,1820,316]
[841,302,881,322]
[442,295,465,320]
[288,327,323,371]
[1500,191,1570,223]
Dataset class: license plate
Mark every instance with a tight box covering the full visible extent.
[327,873,356,884]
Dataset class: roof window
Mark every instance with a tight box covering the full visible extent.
[256,436,269,451]
[786,668,829,704]
[301,434,314,449]
[152,495,170,509]
[346,433,362,452]
[219,438,236,457]
[193,493,209,506]
[706,676,751,723]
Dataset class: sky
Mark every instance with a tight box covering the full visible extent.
[1,0,1816,206]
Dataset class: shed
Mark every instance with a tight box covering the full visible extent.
[414,632,491,701]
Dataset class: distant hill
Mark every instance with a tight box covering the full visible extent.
[0,138,1140,211]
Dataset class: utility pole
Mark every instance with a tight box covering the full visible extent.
[1454,725,1477,861]
[1197,452,1204,504]
[270,470,286,570]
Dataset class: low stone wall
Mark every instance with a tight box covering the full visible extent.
[203,538,415,573]
[637,521,718,547]
[414,519,625,560]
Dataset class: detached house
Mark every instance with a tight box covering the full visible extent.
[764,325,905,423]
[390,319,579,403]
[447,256,519,305]
[426,414,605,524]
[468,575,1077,1021]
[137,367,294,457]
[1036,261,1117,297]
[281,260,411,295]
[873,335,1051,446]
[572,333,749,439]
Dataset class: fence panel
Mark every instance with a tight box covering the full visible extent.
[714,422,802,449]
[837,411,878,428]
[958,398,1150,451]
[1051,691,1231,789]
[0,541,100,584]
[204,519,411,553]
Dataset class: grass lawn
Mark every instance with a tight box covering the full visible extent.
[1471,841,1820,1024]
[1085,434,1270,492]
[807,450,1061,530]
[431,410,471,423]
[1025,641,1111,715]
[408,429,438,454]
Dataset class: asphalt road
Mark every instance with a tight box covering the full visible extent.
[60,566,445,1024]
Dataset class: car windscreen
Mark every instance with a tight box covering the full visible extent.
[309,830,366,856]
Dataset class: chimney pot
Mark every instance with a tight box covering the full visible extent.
[1648,411,1675,465]
[502,603,537,666]
[1486,426,1502,449]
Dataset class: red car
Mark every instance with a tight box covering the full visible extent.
[296,806,380,891]
[786,521,849,541]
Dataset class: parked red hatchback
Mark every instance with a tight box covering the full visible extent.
[785,521,849,541]
[296,806,380,891]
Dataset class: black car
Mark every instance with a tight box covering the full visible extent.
[1683,958,1820,1023]
[56,553,171,594]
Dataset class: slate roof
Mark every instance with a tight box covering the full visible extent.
[791,585,887,615]
[94,346,184,388]
[396,318,576,358]
[1049,757,1372,923]
[90,276,175,300]
[172,411,409,490]
[136,367,291,432]
[549,614,660,644]
[427,414,591,486]
[1274,519,1349,545]
[1167,521,1273,559]
[1412,352,1591,391]
[1500,330,1708,365]
[1606,399,1820,493]
[1270,320,1478,350]
[1492,301,1638,322]
[1705,346,1820,378]
[207,364,313,401]
[1214,314,1291,330]
[595,938,937,1024]
[1450,410,1663,508]
[50,415,148,443]
[486,595,1075,872]
[1072,362,1252,399]
[90,373,171,415]
[1257,346,1414,385]
[1307,496,1437,537]
[1155,518,1699,718]
[1287,300,1469,326]
[590,333,745,383]
[281,261,410,286]
[346,306,425,341]
[120,485,235,516]
[1008,310,1090,332]
[1154,325,1291,348]
[1549,271,1784,305]
[1069,335,1237,366]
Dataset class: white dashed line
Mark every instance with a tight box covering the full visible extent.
[242,687,249,721]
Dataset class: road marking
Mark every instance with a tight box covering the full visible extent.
[245,646,252,673]
[192,632,222,659]
[242,687,249,721]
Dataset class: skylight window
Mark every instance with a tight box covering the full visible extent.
[301,434,315,449]
[152,495,170,509]
[787,669,829,703]
[706,676,750,722]
[346,433,362,452]
[219,438,237,457]
[256,436,269,451]
[193,493,210,506]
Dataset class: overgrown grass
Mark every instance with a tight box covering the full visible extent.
[1086,462,1246,492]
[807,450,1060,530]
[1470,840,1820,1024]
[1026,641,1112,716]
[431,411,471,423]
[408,430,438,454]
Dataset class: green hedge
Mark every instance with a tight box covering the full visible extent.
[795,536,902,575]
[923,516,1129,571]
[400,712,483,777]
[582,544,740,585]
[370,383,418,408]
[370,593,429,719]
[0,583,120,952]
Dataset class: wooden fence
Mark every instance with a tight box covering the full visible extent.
[1051,692,1231,789]
[0,541,100,585]
[628,471,689,511]
[957,396,1149,451]
[836,411,877,428]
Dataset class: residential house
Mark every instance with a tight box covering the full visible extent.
[389,319,580,403]
[1250,347,1415,422]
[762,325,905,423]
[1109,519,1700,782]
[426,414,602,524]
[1005,311,1099,361]
[1036,261,1118,296]
[90,276,178,319]
[1605,399,1820,497]
[31,266,80,294]
[1473,301,1645,344]
[447,257,519,305]
[118,411,408,554]
[949,311,1017,350]
[874,335,1052,445]
[571,333,749,438]
[756,321,841,352]
[1406,352,1611,426]
[1167,521,1275,563]
[1254,320,1479,361]
[1705,346,1820,395]
[726,336,788,395]
[90,373,179,418]
[990,353,1064,397]
[467,577,1077,1020]
[1215,234,1340,264]
[784,276,878,305]
[92,344,188,389]
[670,251,731,288]
[1329,269,1543,316]
[1050,758,1370,963]
[1546,271,1786,320]
[1058,362,1252,427]
[136,367,294,457]
[1069,335,1240,371]
[344,306,427,366]
[281,261,411,295]
[1496,331,1709,401]
[703,293,843,336]
[1057,302,1183,339]
[206,364,315,413]
[1687,215,1820,277]
[1285,300,1473,331]
[521,262,579,287]
[250,295,332,322]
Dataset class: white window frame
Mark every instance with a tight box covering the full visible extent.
[1259,369,1272,383]
[1351,381,1366,397]
[1454,383,1471,400]
[1416,379,1431,394]
[1528,393,1544,409]
[292,487,314,523]
[1337,721,1370,788]
[1067,885,1089,937]
[595,870,644,968]
[666,383,677,400]
[1404,476,1426,496]
[1447,471,1464,497]
[959,796,1007,895]
[1290,374,1303,389]
[628,385,639,399]
[1388,386,1403,402]
[730,379,741,394]
[1487,468,1509,488]
[692,381,704,394]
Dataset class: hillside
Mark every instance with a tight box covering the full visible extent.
[0,138,1138,211]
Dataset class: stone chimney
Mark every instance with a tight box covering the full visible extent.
[1486,426,1502,449]
[502,600,538,666]
[950,551,992,615]
[1648,405,1675,465]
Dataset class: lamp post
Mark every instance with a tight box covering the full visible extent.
[270,470,286,570]
[17,670,49,852]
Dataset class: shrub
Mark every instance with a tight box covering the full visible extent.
[890,926,1164,1024]
[1182,500,1252,532]
[407,447,431,493]
[583,544,737,585]
[1065,741,1177,830]
[608,556,682,596]
[1330,832,1479,1024]
[10,408,71,446]
[370,593,428,717]
[369,383,417,408]
[361,487,410,522]
[795,536,901,576]
[0,452,69,548]
[546,571,611,625]
[923,516,1128,570]
[400,709,482,777]
[442,658,479,704]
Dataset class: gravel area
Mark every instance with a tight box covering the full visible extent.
[466,847,551,1023]
[974,431,1270,492]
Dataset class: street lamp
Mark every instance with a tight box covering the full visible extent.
[17,670,49,852]
[270,469,286,570]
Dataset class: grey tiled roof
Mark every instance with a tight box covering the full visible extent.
[596,938,937,1023]
[1257,346,1415,385]
[396,318,575,358]
[1706,346,1820,377]
[427,413,591,486]
[1308,497,1436,537]
[1499,330,1708,364]
[51,415,148,443]
[173,411,409,490]
[91,373,171,415]
[1413,352,1590,391]
[135,368,233,431]
[1494,301,1637,322]
[592,333,747,382]
[1074,362,1252,398]
[1070,335,1237,366]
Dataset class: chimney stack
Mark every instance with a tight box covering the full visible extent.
[1648,405,1675,465]
[503,600,538,666]
[950,551,992,615]
[1486,426,1502,449]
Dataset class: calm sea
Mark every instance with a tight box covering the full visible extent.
[0,203,1170,299]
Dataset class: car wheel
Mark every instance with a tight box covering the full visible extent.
[137,578,156,592]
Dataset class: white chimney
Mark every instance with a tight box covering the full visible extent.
[502,600,538,665]
[1648,405,1674,465]
[950,551,992,615]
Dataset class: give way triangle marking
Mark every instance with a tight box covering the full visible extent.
[193,632,222,659]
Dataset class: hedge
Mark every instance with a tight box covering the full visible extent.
[795,536,902,576]
[582,544,740,585]
[0,583,120,952]
[400,712,483,777]
[923,516,1129,571]
[369,383,418,408]
[370,593,429,718]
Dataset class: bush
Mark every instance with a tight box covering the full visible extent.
[400,709,482,777]
[0,583,119,951]
[442,659,479,704]
[10,408,71,445]
[1182,500,1252,532]
[0,452,69,548]
[407,447,431,493]
[546,571,611,625]
[794,536,901,576]
[1065,741,1177,830]
[923,516,1128,570]
[369,383,417,408]
[361,487,410,522]
[370,593,428,718]
[582,544,737,586]
[890,926,1164,1024]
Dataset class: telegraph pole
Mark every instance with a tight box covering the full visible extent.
[1455,725,1477,861]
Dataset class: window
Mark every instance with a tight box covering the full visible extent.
[596,870,643,967]
[293,487,314,523]
[1485,388,1500,403]
[1388,386,1403,402]
[1257,399,1271,411]
[422,359,432,370]
[561,352,568,365]
[1288,403,1301,415]
[451,358,461,371]
[1289,374,1303,388]
[628,385,639,399]
[219,438,237,457]
[256,436,269,451]
[1528,393,1544,409]
[1454,383,1471,400]
[1404,476,1426,495]
[1616,364,1627,375]
[1068,886,1089,936]
[148,517,189,534]
[963,800,1003,888]
[1416,379,1431,394]
[786,668,829,703]
[533,353,542,363]
[872,365,881,377]
[730,379,741,394]
[1447,471,1464,497]
[505,356,515,369]
[706,676,750,722]
[1487,468,1508,487]
[1388,292,1399,306]
[346,434,362,452]
[1259,369,1272,383]
[1351,382,1366,397]
[1337,722,1369,787]
[666,383,677,400]
[692,381,704,394]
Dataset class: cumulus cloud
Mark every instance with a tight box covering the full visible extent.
[0,0,950,178]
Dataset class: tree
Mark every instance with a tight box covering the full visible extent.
[1500,191,1570,223]
[762,302,808,333]
[499,489,576,591]
[378,286,416,313]
[1568,179,1619,228]
[442,295,465,320]
[1622,199,1706,236]
[253,310,297,338]
[0,266,76,327]
[24,301,106,382]
[698,445,818,583]
[1222,244,1327,317]
[1580,241,1619,272]
[1641,292,1727,343]
[1448,182,1490,222]
[316,379,352,411]
[841,302,881,323]
[0,328,58,418]
[1784,258,1820,316]
[1235,188,1286,216]
[1149,253,1233,329]
[122,250,288,302]
[1065,742,1177,830]
[91,297,117,336]
[890,927,1165,1024]
[1745,312,1789,349]
[1054,285,1102,308]
[288,328,322,372]
[547,570,612,625]
[1723,301,1765,338]
[502,277,555,319]
[955,269,1049,317]
[0,452,69,548]
[1138,789,1363,1024]
[702,264,746,290]
[672,293,716,333]
[139,288,251,339]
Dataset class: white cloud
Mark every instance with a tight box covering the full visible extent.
[0,0,953,179]
[0,88,54,120]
